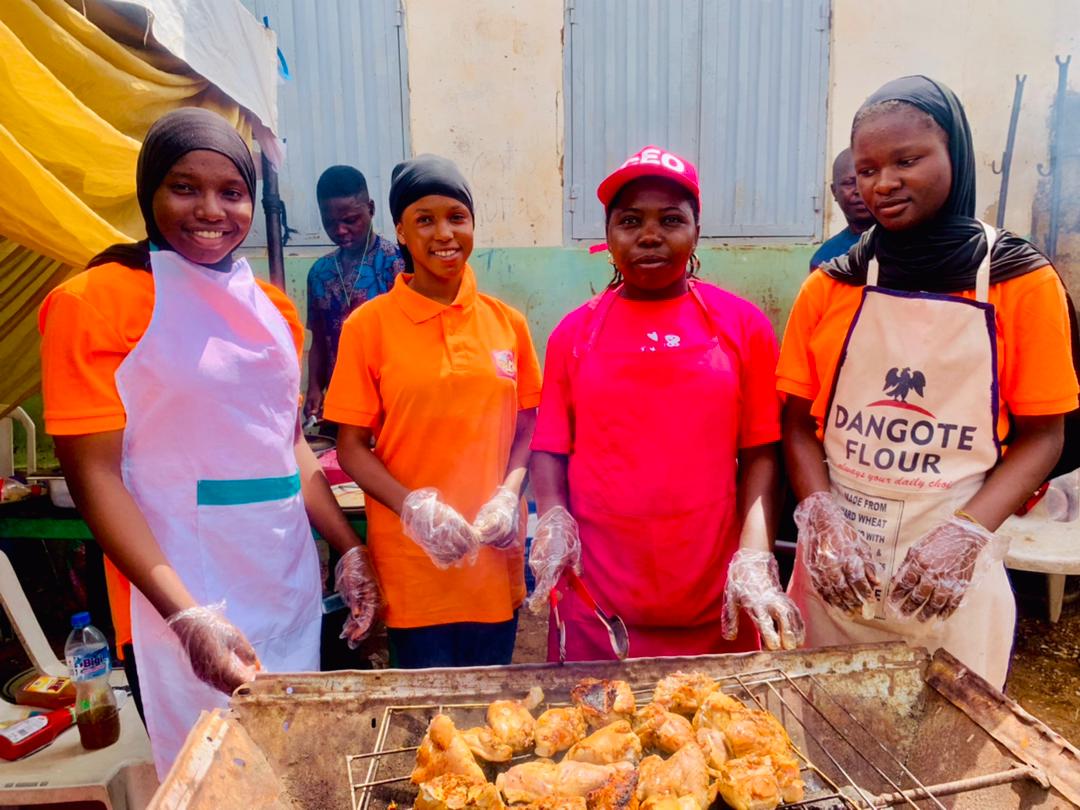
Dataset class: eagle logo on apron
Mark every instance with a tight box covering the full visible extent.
[883,367,927,403]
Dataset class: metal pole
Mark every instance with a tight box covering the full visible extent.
[261,152,286,291]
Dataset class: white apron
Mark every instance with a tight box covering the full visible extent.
[788,222,1016,687]
[115,251,321,777]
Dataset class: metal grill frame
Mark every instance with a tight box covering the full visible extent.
[344,666,1042,810]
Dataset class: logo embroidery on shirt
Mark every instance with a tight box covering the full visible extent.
[492,350,517,380]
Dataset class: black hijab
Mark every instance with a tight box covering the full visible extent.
[88,108,257,270]
[823,76,1048,291]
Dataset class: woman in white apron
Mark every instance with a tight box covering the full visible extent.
[779,77,1078,688]
[40,109,379,776]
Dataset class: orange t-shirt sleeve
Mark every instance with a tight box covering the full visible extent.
[512,312,543,410]
[776,271,828,402]
[323,311,383,427]
[997,266,1078,415]
[39,284,138,436]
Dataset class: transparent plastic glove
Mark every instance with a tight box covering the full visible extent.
[525,506,583,614]
[887,517,1008,622]
[166,602,259,694]
[400,487,480,569]
[472,486,521,549]
[722,549,806,650]
[335,546,382,648]
[794,491,880,614]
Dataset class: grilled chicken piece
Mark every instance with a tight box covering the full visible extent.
[415,774,506,810]
[652,672,719,717]
[720,710,791,759]
[714,754,782,810]
[461,726,514,763]
[518,799,588,810]
[570,678,636,729]
[638,797,700,810]
[635,743,713,810]
[586,765,639,810]
[691,690,750,731]
[771,750,805,804]
[535,706,589,758]
[632,702,695,754]
[496,760,559,804]
[412,714,486,785]
[565,720,643,765]
[487,686,545,754]
[694,727,730,770]
[496,759,633,804]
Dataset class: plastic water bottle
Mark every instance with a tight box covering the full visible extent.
[64,612,120,750]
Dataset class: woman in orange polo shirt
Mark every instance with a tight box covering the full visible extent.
[325,155,542,668]
[780,77,1078,687]
[38,109,378,775]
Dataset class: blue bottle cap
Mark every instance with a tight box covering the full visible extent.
[70,612,91,629]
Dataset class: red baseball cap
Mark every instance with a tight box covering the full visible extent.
[596,145,701,208]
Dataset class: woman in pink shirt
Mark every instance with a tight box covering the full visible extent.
[529,146,803,660]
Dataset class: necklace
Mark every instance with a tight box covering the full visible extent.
[333,225,376,309]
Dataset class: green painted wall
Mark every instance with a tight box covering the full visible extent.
[247,244,814,361]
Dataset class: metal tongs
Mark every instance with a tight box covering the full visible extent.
[565,570,630,660]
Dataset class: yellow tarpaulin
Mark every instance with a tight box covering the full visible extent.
[0,0,259,413]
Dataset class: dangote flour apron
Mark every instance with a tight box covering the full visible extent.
[116,250,321,776]
[788,223,1015,687]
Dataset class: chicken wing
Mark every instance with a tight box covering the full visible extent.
[535,706,589,758]
[461,726,514,763]
[412,714,487,785]
[720,710,791,760]
[691,690,750,731]
[638,797,700,810]
[714,754,782,810]
[652,672,719,717]
[771,750,805,805]
[570,678,636,729]
[586,765,639,810]
[496,759,559,804]
[635,742,713,810]
[632,702,695,754]
[415,774,506,810]
[694,727,730,771]
[496,759,632,804]
[488,686,545,754]
[565,720,643,765]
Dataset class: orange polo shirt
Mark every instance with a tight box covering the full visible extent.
[777,266,1079,440]
[38,261,305,653]
[324,265,542,628]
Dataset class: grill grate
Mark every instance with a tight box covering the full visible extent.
[344,667,1038,810]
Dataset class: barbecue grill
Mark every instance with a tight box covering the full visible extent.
[147,642,1080,809]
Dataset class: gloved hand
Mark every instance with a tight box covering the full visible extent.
[722,549,805,650]
[794,491,880,614]
[166,602,259,694]
[400,488,480,569]
[887,516,1008,622]
[525,506,583,614]
[335,546,382,648]
[472,486,521,549]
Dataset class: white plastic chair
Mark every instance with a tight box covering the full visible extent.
[0,549,158,808]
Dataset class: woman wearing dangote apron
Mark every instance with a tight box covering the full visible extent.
[39,109,378,775]
[781,77,1078,687]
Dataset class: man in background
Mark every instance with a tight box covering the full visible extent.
[305,166,403,419]
[809,148,875,270]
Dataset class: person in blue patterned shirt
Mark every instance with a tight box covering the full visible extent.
[305,166,404,418]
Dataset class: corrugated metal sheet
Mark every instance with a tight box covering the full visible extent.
[241,0,409,246]
[567,0,829,240]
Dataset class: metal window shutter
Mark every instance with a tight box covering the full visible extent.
[241,0,410,247]
[568,0,829,240]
